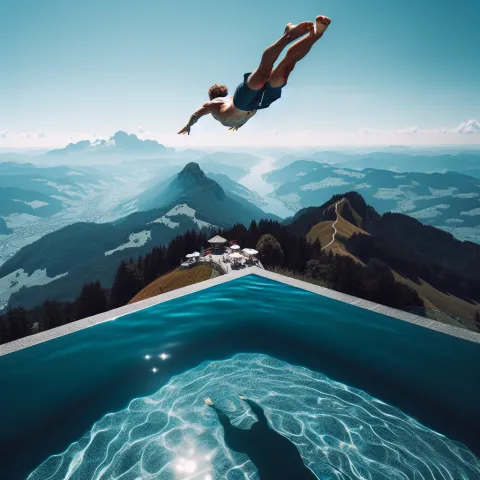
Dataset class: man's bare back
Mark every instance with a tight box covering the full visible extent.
[210,97,257,130]
[178,16,331,135]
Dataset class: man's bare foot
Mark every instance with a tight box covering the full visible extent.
[284,21,313,42]
[239,394,248,401]
[204,397,214,407]
[313,15,331,38]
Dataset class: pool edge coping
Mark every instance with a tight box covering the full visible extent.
[1,267,479,356]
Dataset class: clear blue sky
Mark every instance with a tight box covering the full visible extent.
[1,0,479,147]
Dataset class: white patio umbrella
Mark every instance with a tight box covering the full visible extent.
[242,248,258,256]
[229,252,243,259]
[230,244,241,250]
[186,252,200,258]
[208,235,228,246]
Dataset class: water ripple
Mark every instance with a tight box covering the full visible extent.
[28,354,480,480]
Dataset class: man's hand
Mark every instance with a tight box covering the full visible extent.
[229,124,244,132]
[178,103,216,135]
[177,125,191,135]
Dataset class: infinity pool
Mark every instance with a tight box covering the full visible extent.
[0,274,479,479]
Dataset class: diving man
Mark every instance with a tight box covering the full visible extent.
[178,15,331,135]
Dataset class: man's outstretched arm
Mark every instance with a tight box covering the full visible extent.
[178,102,214,135]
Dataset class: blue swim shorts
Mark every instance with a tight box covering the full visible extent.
[233,72,286,112]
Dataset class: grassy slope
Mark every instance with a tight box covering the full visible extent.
[129,264,213,304]
[307,219,364,260]
[391,271,479,330]
[305,198,479,328]
[306,199,368,263]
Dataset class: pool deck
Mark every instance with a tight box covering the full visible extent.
[1,267,479,356]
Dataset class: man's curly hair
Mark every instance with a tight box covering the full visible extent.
[208,83,228,100]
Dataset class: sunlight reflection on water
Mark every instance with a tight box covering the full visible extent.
[28,354,480,480]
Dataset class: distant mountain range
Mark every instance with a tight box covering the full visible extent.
[186,152,261,181]
[197,152,261,169]
[286,191,480,330]
[0,161,132,268]
[0,143,267,272]
[0,186,63,218]
[264,161,480,243]
[0,163,277,309]
[276,150,480,176]
[465,168,480,180]
[47,131,174,157]
[0,162,110,217]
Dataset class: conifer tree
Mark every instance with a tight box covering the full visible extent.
[110,261,143,308]
[7,307,30,341]
[110,260,129,309]
[42,300,63,330]
[74,280,108,320]
[0,314,10,345]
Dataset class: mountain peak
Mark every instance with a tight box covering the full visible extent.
[182,162,204,173]
[149,162,227,205]
[178,162,211,186]
[320,191,369,218]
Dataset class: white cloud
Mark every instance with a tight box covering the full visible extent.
[357,120,480,138]
[435,120,480,134]
[293,129,315,137]
[358,127,382,134]
[397,125,419,134]
[0,130,104,149]
[136,125,155,139]
[454,119,480,134]
[2,119,480,150]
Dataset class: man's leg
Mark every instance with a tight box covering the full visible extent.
[239,395,268,427]
[269,16,331,88]
[204,397,249,454]
[247,22,313,91]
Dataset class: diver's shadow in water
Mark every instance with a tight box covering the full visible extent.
[207,396,317,480]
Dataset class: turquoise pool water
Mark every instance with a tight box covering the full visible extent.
[0,274,479,479]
